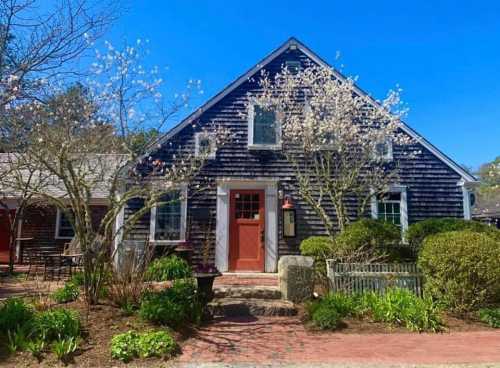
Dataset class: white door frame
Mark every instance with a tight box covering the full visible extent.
[215,178,279,272]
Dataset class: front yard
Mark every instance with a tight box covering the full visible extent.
[0,270,499,367]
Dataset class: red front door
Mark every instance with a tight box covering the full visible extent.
[229,190,265,271]
[0,210,15,264]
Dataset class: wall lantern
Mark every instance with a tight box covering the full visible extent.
[282,195,296,238]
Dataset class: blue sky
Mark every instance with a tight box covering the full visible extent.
[107,0,500,169]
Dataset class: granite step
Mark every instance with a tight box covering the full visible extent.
[208,297,297,317]
[213,285,282,300]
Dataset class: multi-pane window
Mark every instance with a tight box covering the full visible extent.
[195,132,216,159]
[56,210,75,238]
[376,193,401,227]
[373,139,393,161]
[154,191,183,241]
[250,105,279,147]
[234,193,260,219]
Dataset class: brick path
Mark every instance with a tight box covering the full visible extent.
[177,316,500,365]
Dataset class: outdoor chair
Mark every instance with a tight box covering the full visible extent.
[63,238,82,276]
[26,249,44,279]
[43,253,73,281]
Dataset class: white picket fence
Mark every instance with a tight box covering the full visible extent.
[326,261,423,296]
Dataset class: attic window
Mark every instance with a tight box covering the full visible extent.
[195,132,217,159]
[285,60,301,75]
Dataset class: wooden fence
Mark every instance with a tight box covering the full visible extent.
[326,261,423,296]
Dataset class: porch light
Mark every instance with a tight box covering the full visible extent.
[282,195,296,238]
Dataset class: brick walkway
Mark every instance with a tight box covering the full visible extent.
[177,316,500,365]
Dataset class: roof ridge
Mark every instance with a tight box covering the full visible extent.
[142,37,477,182]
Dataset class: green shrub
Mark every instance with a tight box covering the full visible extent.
[300,236,334,290]
[362,288,443,332]
[310,303,342,330]
[334,219,401,261]
[0,298,35,335]
[305,293,358,330]
[418,231,500,313]
[110,330,177,362]
[139,279,202,327]
[145,255,192,281]
[407,218,500,250]
[34,308,81,341]
[110,331,138,362]
[479,308,500,328]
[300,236,334,260]
[52,282,80,304]
[137,331,177,358]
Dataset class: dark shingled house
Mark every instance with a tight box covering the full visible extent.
[118,38,477,273]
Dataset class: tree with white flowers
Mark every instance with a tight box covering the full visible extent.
[250,65,414,236]
[2,40,229,304]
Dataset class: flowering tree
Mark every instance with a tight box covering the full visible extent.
[250,65,413,235]
[4,41,228,304]
[0,0,115,273]
[0,0,115,112]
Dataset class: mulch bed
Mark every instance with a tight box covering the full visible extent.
[0,275,496,367]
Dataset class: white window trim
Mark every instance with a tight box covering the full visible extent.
[371,185,408,233]
[194,131,217,159]
[373,139,393,161]
[149,184,188,244]
[55,208,74,240]
[458,180,472,220]
[247,104,282,150]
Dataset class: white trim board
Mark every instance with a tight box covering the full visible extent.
[143,37,476,183]
[215,178,279,273]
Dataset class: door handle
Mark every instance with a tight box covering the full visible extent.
[260,229,265,245]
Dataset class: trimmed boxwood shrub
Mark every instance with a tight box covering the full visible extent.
[300,236,334,260]
[334,219,401,261]
[406,218,500,250]
[145,255,192,281]
[418,230,500,313]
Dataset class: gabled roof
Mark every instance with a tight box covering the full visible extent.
[147,37,477,183]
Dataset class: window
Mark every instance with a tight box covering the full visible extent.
[195,132,216,159]
[377,193,401,227]
[55,209,75,239]
[371,186,408,233]
[285,60,301,74]
[373,139,393,161]
[150,188,187,242]
[248,105,281,149]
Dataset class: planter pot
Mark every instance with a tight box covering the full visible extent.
[195,272,222,303]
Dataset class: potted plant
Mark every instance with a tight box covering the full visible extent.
[193,217,221,303]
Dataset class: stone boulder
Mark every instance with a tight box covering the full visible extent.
[278,255,314,303]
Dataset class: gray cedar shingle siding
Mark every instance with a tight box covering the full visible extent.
[124,45,466,266]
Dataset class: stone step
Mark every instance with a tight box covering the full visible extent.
[208,298,297,317]
[213,285,282,300]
